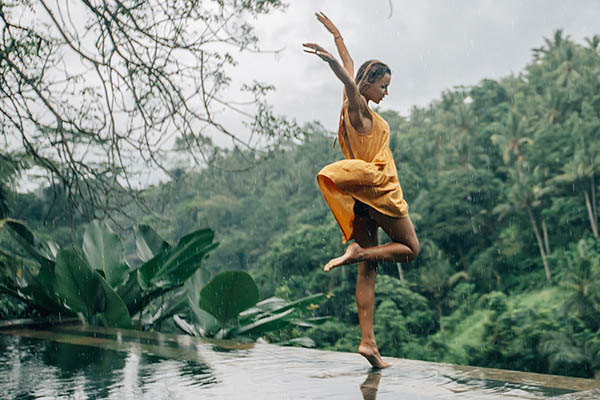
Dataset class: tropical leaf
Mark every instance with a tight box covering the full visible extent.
[277,337,316,348]
[142,287,188,326]
[117,271,144,316]
[82,220,129,288]
[235,308,294,337]
[7,257,67,315]
[55,249,131,328]
[290,316,333,328]
[137,228,217,290]
[240,293,326,323]
[239,296,288,319]
[55,249,106,316]
[198,270,259,324]
[1,218,55,269]
[173,314,200,336]
[185,268,219,336]
[136,224,171,262]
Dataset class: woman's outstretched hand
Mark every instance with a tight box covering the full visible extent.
[303,43,335,63]
[315,11,340,37]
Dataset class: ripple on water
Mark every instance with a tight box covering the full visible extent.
[0,335,218,399]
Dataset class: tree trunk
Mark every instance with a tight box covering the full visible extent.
[584,190,599,238]
[527,206,551,282]
[494,270,502,289]
[436,300,444,331]
[592,173,597,223]
[396,262,405,282]
[542,218,550,254]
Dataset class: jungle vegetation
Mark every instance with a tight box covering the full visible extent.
[2,24,600,379]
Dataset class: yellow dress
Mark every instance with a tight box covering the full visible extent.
[317,105,409,243]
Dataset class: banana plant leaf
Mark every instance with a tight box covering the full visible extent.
[0,254,67,315]
[198,270,259,324]
[142,286,188,326]
[173,314,201,336]
[19,263,69,315]
[0,222,65,314]
[55,249,131,328]
[234,308,295,338]
[1,218,55,270]
[82,220,129,289]
[239,293,326,323]
[269,293,326,314]
[136,224,171,262]
[137,228,218,291]
[277,337,316,348]
[185,268,219,336]
[239,297,289,318]
[117,270,144,316]
[289,316,333,328]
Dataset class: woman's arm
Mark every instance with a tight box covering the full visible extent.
[303,43,371,133]
[315,12,354,76]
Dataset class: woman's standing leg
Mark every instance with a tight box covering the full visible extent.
[352,211,391,369]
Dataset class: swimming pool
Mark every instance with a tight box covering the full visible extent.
[1,322,599,399]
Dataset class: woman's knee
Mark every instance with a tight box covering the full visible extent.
[410,239,420,259]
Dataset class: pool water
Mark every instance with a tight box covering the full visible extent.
[1,324,599,399]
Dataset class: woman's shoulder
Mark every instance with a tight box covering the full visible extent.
[342,98,374,115]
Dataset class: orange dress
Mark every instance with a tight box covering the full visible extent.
[317,105,409,243]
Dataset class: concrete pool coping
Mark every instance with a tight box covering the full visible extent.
[2,321,600,399]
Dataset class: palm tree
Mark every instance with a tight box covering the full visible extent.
[551,108,600,238]
[492,111,553,281]
[584,35,600,52]
[560,239,600,328]
[416,240,468,331]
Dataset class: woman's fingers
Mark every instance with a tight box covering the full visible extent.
[302,42,335,62]
[317,11,330,23]
[315,11,337,34]
[302,43,319,55]
[302,43,325,52]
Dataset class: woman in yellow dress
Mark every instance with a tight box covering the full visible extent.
[303,12,420,369]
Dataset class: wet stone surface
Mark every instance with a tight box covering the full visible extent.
[1,325,599,399]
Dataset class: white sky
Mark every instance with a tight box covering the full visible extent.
[226,0,600,135]
[13,1,600,189]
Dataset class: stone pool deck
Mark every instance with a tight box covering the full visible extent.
[1,323,600,399]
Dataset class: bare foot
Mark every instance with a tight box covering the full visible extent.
[324,242,363,272]
[358,343,391,369]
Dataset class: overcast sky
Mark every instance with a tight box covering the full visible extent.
[225,0,600,135]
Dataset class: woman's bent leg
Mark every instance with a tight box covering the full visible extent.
[324,212,419,272]
[352,213,391,369]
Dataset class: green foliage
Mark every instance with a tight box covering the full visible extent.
[55,249,131,328]
[5,29,600,379]
[173,270,329,342]
[137,228,218,291]
[82,220,129,288]
[121,30,600,374]
[373,275,436,359]
[199,271,259,324]
[0,219,217,330]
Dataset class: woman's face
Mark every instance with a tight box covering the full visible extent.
[363,73,391,104]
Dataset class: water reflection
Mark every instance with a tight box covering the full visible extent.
[0,335,217,399]
[360,371,382,400]
[42,341,127,399]
[2,326,600,399]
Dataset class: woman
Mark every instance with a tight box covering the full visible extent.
[303,12,420,369]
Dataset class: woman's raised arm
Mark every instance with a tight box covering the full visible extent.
[302,43,371,132]
[315,12,354,76]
